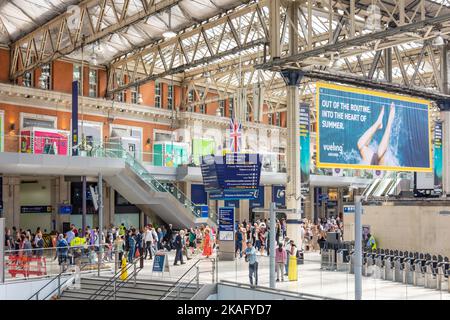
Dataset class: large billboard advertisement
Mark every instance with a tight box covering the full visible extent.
[316,82,432,172]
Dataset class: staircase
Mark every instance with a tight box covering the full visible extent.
[59,277,200,300]
[100,142,216,229]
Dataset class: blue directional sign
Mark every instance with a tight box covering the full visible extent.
[209,189,259,200]
[200,155,221,192]
[218,207,235,241]
[201,153,262,200]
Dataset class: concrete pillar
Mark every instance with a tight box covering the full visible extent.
[140,211,144,230]
[3,177,20,229]
[241,200,249,222]
[103,184,111,228]
[310,189,315,222]
[50,178,60,231]
[264,186,270,207]
[59,177,70,225]
[304,193,312,221]
[282,76,303,245]
[109,186,115,227]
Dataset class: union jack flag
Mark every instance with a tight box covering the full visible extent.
[229,118,242,153]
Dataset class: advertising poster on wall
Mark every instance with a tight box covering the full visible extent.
[192,138,216,165]
[34,130,69,155]
[20,129,69,155]
[20,130,32,153]
[316,82,432,172]
[300,104,310,193]
[434,121,443,194]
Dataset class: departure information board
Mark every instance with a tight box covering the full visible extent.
[200,153,262,200]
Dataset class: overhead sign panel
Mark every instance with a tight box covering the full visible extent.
[201,153,262,200]
[316,82,432,172]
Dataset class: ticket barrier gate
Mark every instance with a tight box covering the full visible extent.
[363,251,375,277]
[373,249,385,279]
[436,260,449,292]
[393,251,406,283]
[402,253,416,285]
[382,251,395,281]
[337,249,350,272]
[413,254,426,287]
[321,249,333,270]
[424,256,438,289]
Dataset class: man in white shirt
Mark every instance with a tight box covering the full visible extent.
[299,224,305,251]
[151,227,158,254]
[143,226,154,260]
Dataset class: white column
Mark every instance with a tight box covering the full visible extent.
[285,84,302,245]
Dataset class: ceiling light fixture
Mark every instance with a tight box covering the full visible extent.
[163,31,177,39]
[433,34,445,47]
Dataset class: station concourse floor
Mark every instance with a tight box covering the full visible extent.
[7,249,449,300]
[135,251,450,300]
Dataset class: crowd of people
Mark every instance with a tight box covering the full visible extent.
[4,226,46,257]
[4,214,346,284]
[4,222,219,272]
[236,215,345,285]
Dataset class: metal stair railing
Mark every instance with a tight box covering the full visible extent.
[87,256,142,300]
[160,258,217,300]
[101,141,202,219]
[99,258,143,300]
[28,247,109,301]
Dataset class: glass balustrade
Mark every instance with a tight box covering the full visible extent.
[102,141,201,219]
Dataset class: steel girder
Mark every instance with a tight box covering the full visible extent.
[9,0,182,80]
[106,0,269,96]
[258,0,450,101]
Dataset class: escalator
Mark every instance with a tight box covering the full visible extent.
[101,142,216,229]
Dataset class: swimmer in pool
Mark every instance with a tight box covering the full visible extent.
[357,102,396,166]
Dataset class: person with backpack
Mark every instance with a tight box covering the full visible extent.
[235,227,244,258]
[173,231,185,266]
[164,224,174,251]
[135,229,143,258]
[34,233,44,258]
[127,229,136,263]
[56,234,69,271]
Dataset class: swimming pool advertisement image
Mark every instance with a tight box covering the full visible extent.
[434,121,443,193]
[316,82,432,172]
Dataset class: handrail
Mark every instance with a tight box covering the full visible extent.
[87,256,141,300]
[98,259,144,300]
[159,259,203,300]
[28,258,101,300]
[160,258,216,300]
